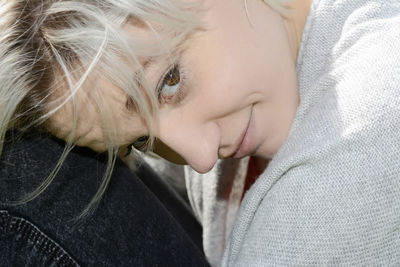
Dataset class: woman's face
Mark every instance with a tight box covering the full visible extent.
[49,0,300,173]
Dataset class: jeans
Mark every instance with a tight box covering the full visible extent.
[0,131,209,266]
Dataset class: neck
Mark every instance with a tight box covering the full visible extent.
[283,0,313,61]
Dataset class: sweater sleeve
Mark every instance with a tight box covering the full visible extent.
[223,0,400,265]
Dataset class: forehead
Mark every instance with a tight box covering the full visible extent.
[46,72,147,150]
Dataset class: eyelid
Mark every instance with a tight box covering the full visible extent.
[156,63,188,105]
[127,136,150,154]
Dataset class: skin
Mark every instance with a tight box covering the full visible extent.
[48,0,312,173]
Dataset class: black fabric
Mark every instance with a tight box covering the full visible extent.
[135,162,203,249]
[0,131,209,266]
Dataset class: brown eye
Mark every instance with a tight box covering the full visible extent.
[131,136,149,151]
[158,65,181,101]
[164,65,180,86]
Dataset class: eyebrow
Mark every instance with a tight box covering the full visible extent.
[142,57,153,71]
[137,56,156,82]
[126,57,154,112]
[134,57,152,80]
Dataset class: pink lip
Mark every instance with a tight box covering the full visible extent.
[232,106,255,159]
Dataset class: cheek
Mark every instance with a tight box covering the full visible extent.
[193,54,266,113]
[185,45,247,114]
[187,33,274,112]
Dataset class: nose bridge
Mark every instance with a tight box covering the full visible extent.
[158,111,220,173]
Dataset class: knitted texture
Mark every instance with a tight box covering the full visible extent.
[222,0,400,265]
[185,158,249,267]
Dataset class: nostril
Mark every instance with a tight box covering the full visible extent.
[218,146,236,159]
[218,152,230,159]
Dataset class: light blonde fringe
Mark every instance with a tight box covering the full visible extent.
[0,0,288,218]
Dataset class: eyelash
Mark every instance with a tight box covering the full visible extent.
[156,63,187,105]
[125,136,150,156]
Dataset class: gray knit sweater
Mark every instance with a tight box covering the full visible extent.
[222,0,400,265]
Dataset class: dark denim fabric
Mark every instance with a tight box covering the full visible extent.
[0,132,209,266]
[0,210,78,266]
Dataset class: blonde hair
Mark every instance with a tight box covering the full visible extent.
[0,0,199,216]
[0,0,288,216]
[263,0,291,16]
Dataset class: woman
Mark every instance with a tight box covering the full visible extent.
[0,0,210,265]
[1,0,400,265]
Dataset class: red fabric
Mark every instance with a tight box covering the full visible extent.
[241,157,260,200]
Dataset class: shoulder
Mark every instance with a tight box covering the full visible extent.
[226,154,400,265]
[1,132,208,266]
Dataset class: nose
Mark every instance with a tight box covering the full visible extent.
[157,112,220,173]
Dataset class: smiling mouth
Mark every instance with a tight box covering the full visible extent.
[230,106,254,158]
